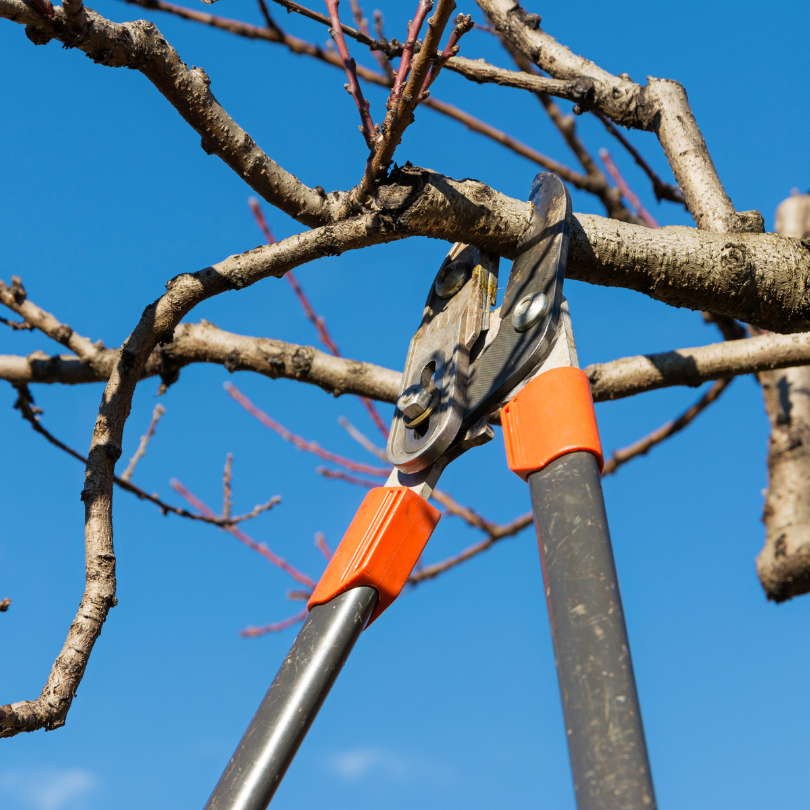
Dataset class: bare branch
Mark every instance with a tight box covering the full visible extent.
[225,382,390,475]
[2,0,344,226]
[118,0,601,190]
[171,480,304,583]
[325,0,377,146]
[599,148,659,228]
[585,333,810,401]
[0,276,105,368]
[601,378,732,476]
[596,113,685,206]
[757,194,810,603]
[360,0,456,197]
[119,403,166,482]
[0,211,391,738]
[476,0,762,233]
[10,384,246,527]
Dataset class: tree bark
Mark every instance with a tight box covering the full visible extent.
[757,195,810,602]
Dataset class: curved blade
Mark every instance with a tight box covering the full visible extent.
[461,172,572,429]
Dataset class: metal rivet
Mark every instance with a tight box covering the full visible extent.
[512,292,548,332]
[434,260,468,298]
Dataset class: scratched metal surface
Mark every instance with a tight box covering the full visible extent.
[463,172,572,428]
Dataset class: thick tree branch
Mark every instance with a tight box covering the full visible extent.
[7,323,810,406]
[1,0,346,226]
[476,0,762,234]
[116,0,602,195]
[757,194,810,602]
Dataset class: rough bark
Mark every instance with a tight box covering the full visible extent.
[8,326,810,406]
[0,0,348,227]
[0,213,388,737]
[757,195,810,602]
[475,0,763,234]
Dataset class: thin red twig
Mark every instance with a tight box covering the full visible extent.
[225,382,390,476]
[171,479,316,588]
[599,148,659,228]
[317,466,380,488]
[248,198,390,438]
[241,608,309,637]
[315,531,334,560]
[325,0,377,146]
[422,12,472,94]
[391,0,433,99]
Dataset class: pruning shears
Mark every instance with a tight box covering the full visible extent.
[204,174,658,810]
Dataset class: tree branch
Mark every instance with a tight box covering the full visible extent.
[601,378,732,476]
[0,212,390,737]
[1,0,346,226]
[476,0,762,234]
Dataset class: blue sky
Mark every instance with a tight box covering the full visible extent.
[1,1,810,809]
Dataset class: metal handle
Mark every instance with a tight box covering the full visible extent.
[528,451,657,810]
[204,586,378,810]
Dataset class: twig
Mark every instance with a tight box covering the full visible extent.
[422,12,473,94]
[255,0,282,33]
[338,416,389,463]
[392,0,433,99]
[599,148,659,228]
[270,0,394,55]
[10,385,241,527]
[222,453,233,520]
[602,378,732,476]
[408,511,533,583]
[317,466,380,488]
[230,498,284,524]
[224,381,390,476]
[120,403,166,482]
[350,0,392,76]
[596,113,685,206]
[315,531,333,560]
[361,0,456,197]
[430,488,494,532]
[249,198,390,437]
[0,317,33,331]
[240,608,309,637]
[170,479,311,586]
[325,0,377,146]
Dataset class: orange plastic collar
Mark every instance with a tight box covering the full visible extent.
[307,487,441,625]
[501,367,603,480]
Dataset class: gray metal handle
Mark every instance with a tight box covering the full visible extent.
[528,451,657,810]
[204,586,378,810]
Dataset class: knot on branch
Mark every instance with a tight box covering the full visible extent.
[292,346,314,377]
[719,241,756,303]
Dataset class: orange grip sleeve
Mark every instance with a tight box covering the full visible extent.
[500,366,603,480]
[307,487,441,625]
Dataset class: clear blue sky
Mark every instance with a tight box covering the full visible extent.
[1,1,809,809]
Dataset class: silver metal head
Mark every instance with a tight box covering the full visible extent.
[512,292,548,332]
[397,384,439,426]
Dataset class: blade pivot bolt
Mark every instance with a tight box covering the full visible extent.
[512,292,548,332]
[397,384,439,427]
